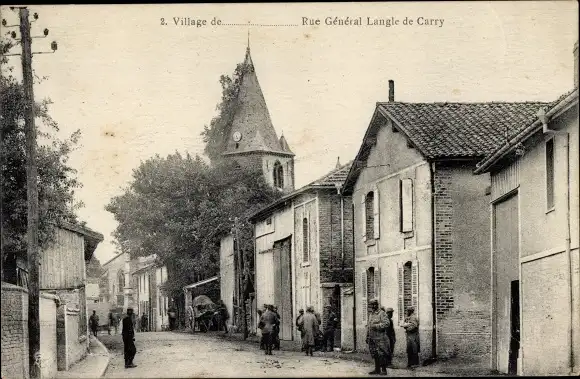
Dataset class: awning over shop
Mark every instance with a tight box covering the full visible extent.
[183,276,219,291]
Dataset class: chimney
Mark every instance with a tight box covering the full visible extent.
[574,41,578,88]
[388,80,395,102]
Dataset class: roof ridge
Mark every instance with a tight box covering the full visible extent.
[378,101,552,105]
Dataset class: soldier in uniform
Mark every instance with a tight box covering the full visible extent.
[122,308,137,369]
[385,307,396,368]
[366,299,391,375]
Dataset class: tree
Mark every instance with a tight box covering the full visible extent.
[201,62,252,163]
[106,154,280,298]
[1,40,83,283]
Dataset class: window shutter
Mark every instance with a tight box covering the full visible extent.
[397,263,404,325]
[401,179,414,232]
[361,270,368,322]
[411,260,419,316]
[373,187,380,239]
[361,194,367,241]
[374,266,381,303]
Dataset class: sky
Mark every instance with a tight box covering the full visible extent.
[1,2,578,264]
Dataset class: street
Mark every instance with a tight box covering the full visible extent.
[99,332,443,378]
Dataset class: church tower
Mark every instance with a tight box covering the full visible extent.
[222,43,295,192]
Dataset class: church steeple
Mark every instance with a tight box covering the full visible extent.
[222,43,293,158]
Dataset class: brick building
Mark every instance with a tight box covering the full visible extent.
[474,42,579,375]
[342,81,551,365]
[219,43,296,332]
[249,160,354,347]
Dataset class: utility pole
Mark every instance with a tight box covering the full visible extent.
[19,7,41,379]
[232,217,248,339]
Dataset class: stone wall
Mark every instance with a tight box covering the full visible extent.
[1,282,29,379]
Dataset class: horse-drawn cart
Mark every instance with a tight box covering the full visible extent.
[192,295,218,332]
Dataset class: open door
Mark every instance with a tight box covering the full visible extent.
[492,193,519,374]
[273,237,293,340]
[508,280,520,375]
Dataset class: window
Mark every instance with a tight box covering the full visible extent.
[273,161,284,189]
[361,189,380,241]
[400,179,414,232]
[546,138,555,210]
[302,217,310,262]
[398,261,418,324]
[365,192,375,239]
[118,270,125,290]
[360,266,381,322]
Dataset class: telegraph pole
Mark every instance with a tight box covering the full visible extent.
[232,217,248,339]
[19,7,41,379]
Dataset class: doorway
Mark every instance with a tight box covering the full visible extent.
[273,236,293,340]
[508,280,520,375]
[492,193,520,374]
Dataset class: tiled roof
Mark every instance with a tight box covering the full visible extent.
[310,161,353,187]
[377,101,552,159]
[474,88,578,173]
[248,161,353,222]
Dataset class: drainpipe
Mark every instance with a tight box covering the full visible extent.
[430,162,438,360]
[352,201,357,351]
[538,109,573,373]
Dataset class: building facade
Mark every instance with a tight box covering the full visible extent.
[249,161,354,345]
[132,255,169,332]
[342,82,551,365]
[474,42,579,375]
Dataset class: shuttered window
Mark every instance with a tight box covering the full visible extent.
[361,270,368,322]
[373,188,380,239]
[365,192,375,239]
[361,194,367,242]
[398,260,419,324]
[400,179,414,232]
[303,216,310,263]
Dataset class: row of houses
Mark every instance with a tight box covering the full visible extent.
[98,252,170,332]
[2,221,104,379]
[219,41,579,375]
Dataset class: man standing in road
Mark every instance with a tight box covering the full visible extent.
[298,306,320,357]
[322,304,338,352]
[296,309,305,351]
[89,310,99,337]
[258,305,277,355]
[385,307,396,368]
[122,308,137,369]
[401,306,420,369]
[366,299,390,375]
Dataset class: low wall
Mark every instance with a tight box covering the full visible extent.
[40,292,59,379]
[65,308,88,369]
[340,288,354,351]
[1,282,29,379]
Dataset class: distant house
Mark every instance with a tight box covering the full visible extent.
[248,160,354,346]
[131,255,169,332]
[342,81,551,365]
[101,252,133,314]
[473,42,579,375]
[39,221,104,373]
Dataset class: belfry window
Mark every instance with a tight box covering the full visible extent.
[273,161,284,189]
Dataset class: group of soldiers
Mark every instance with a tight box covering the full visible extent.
[258,303,339,357]
[366,299,420,375]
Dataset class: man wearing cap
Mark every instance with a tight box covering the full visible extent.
[296,309,305,351]
[401,306,420,368]
[384,307,396,367]
[322,304,339,352]
[122,308,137,368]
[366,299,391,375]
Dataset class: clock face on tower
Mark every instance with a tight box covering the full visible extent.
[233,131,242,142]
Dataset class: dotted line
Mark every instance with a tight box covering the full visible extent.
[221,23,299,27]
